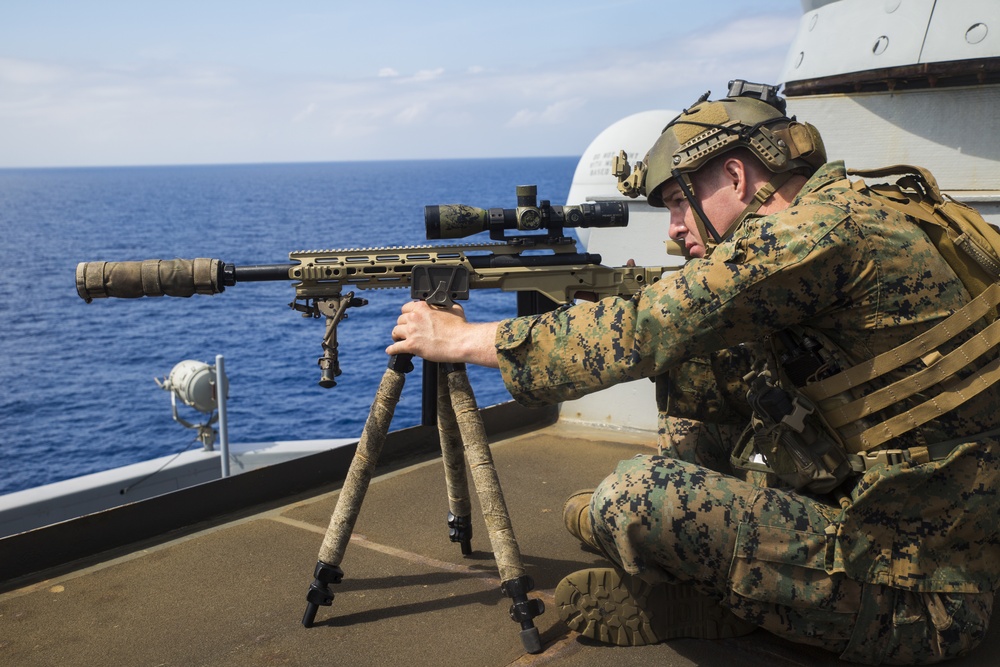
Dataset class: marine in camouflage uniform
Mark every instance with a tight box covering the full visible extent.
[490,115,1000,662]
[384,81,1000,663]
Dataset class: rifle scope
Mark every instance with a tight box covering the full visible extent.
[425,185,627,240]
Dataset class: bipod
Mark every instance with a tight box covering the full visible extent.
[301,266,544,654]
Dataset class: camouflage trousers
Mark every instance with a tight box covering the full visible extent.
[588,419,993,665]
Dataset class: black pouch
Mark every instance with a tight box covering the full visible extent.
[733,374,852,494]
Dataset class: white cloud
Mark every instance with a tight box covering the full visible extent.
[677,16,801,58]
[0,58,68,85]
[394,103,427,125]
[507,98,586,127]
[0,8,804,166]
[293,102,318,123]
[405,68,445,83]
[331,120,378,139]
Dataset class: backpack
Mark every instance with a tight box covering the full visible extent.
[847,164,1000,322]
[734,165,1000,486]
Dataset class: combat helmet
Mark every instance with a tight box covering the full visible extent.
[615,80,826,256]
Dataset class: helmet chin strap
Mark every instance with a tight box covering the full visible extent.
[672,169,793,258]
[672,172,720,260]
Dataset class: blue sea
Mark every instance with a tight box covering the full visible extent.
[0,157,578,495]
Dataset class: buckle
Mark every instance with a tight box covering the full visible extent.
[780,396,815,433]
[858,448,910,470]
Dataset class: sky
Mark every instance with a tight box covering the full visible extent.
[0,1,804,168]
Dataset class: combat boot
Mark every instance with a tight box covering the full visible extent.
[562,489,600,551]
[555,567,756,646]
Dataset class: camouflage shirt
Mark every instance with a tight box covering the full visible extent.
[495,161,1000,593]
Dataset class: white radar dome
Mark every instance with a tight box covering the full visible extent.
[566,110,681,267]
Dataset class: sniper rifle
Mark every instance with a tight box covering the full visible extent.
[75,185,672,387]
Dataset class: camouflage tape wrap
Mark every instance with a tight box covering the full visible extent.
[76,258,222,302]
[437,366,472,520]
[444,368,526,582]
[317,367,404,566]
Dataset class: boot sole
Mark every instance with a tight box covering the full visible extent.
[555,568,755,646]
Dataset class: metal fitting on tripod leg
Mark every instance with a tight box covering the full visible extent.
[387,353,414,374]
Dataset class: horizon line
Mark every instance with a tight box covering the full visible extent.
[0,154,582,172]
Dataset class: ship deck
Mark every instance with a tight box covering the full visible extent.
[2,415,998,666]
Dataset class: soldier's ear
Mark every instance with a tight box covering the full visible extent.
[722,158,749,198]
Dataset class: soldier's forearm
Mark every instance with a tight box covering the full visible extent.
[467,322,501,368]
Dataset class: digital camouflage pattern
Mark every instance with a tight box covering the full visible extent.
[494,162,1000,663]
[654,348,755,472]
[589,454,992,663]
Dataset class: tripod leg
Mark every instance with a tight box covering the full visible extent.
[437,364,473,554]
[442,364,544,654]
[302,355,413,627]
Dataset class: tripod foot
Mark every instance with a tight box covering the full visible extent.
[447,512,473,556]
[520,626,543,654]
[302,561,344,628]
[502,575,545,654]
[302,602,321,628]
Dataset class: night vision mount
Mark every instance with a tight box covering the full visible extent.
[726,79,786,114]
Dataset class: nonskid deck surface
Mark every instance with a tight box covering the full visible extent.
[1,422,997,666]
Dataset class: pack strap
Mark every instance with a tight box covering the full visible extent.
[843,341,1000,453]
[799,283,1000,453]
[849,425,1000,472]
[846,167,1000,279]
[822,313,1000,431]
[801,282,1000,402]
[848,164,944,204]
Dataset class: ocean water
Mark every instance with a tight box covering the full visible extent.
[0,157,578,495]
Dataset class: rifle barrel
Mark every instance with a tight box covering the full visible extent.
[231,264,296,283]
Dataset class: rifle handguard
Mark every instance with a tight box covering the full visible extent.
[76,258,225,302]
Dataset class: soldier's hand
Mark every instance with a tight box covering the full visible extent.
[386,301,500,368]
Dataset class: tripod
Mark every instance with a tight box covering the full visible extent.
[301,271,544,654]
